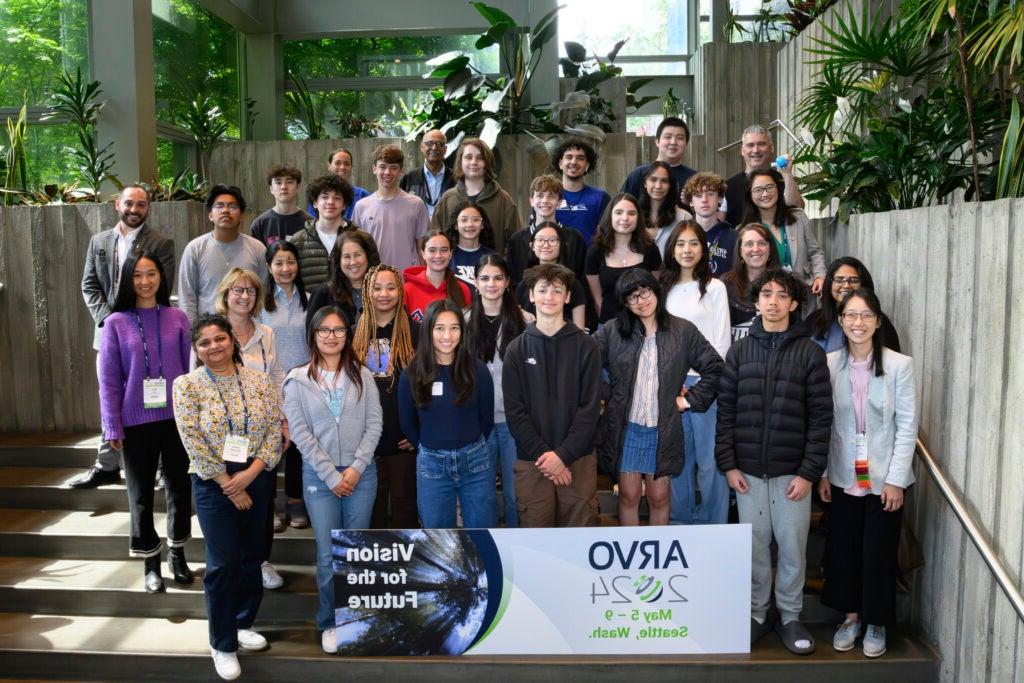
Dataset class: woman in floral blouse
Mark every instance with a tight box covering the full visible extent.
[173,313,282,682]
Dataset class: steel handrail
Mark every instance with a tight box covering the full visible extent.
[915,437,1024,622]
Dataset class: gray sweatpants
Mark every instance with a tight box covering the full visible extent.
[736,474,811,624]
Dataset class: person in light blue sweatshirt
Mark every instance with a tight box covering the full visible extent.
[282,304,382,655]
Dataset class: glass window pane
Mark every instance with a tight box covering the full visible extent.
[618,61,687,76]
[152,0,240,137]
[23,124,79,188]
[284,36,498,80]
[558,0,688,61]
[0,0,88,107]
[284,88,433,139]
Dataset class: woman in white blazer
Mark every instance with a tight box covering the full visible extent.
[817,288,918,659]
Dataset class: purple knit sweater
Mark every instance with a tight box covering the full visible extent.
[98,306,192,440]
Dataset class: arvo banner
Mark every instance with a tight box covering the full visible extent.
[331,525,751,656]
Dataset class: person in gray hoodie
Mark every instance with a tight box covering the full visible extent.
[282,305,382,655]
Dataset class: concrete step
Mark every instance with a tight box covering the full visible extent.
[0,612,939,682]
[0,557,316,622]
[0,509,316,564]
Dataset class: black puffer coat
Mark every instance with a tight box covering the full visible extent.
[287,219,360,291]
[714,317,832,481]
[596,316,723,479]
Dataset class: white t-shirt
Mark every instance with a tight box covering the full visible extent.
[665,277,731,375]
[316,226,339,255]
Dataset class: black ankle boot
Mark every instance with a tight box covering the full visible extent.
[144,555,165,593]
[167,546,194,585]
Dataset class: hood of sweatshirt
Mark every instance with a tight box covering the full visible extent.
[402,266,446,295]
[749,315,807,351]
[457,179,500,203]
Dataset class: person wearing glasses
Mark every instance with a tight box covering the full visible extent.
[173,313,282,681]
[741,167,826,308]
[595,269,722,527]
[283,305,382,655]
[513,222,587,329]
[178,186,268,323]
[400,129,455,219]
[818,289,917,658]
[212,268,287,591]
[807,257,901,354]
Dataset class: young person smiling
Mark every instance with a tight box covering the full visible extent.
[402,229,471,322]
[306,230,382,330]
[506,174,586,286]
[552,138,610,247]
[446,202,497,291]
[250,163,311,247]
[513,222,587,329]
[288,174,357,291]
[683,172,736,277]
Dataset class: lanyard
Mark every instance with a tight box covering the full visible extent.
[205,366,249,435]
[258,337,268,372]
[133,306,163,379]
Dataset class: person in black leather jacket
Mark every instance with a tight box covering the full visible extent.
[595,269,723,526]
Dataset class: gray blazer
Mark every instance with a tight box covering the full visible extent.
[81,223,175,349]
[785,209,827,286]
[283,364,382,490]
[825,347,918,494]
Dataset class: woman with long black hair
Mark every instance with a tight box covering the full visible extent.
[464,254,532,527]
[818,289,917,658]
[99,250,193,592]
[306,229,381,330]
[807,256,901,353]
[398,300,496,528]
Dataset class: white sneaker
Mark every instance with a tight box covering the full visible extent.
[237,628,268,651]
[261,561,283,590]
[210,648,240,680]
[321,626,337,654]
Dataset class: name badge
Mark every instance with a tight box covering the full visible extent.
[432,381,443,397]
[222,434,250,463]
[143,378,167,409]
[854,432,870,490]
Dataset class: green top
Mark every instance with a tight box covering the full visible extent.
[768,223,792,268]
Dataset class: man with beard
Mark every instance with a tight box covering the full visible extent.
[552,138,609,248]
[76,184,176,488]
[722,124,804,226]
[399,129,454,220]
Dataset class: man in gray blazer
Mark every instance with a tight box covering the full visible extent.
[74,184,175,488]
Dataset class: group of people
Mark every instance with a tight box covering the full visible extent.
[78,120,918,680]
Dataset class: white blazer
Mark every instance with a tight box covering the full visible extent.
[825,347,918,493]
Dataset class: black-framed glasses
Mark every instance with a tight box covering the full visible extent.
[315,327,347,338]
[751,186,778,197]
[229,286,256,296]
[626,288,655,305]
[833,276,862,286]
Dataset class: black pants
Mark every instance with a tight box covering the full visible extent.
[193,463,272,652]
[262,444,303,561]
[371,452,418,529]
[822,485,902,625]
[122,419,191,557]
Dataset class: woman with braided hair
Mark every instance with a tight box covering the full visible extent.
[352,264,421,528]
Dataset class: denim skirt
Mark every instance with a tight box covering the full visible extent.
[619,422,658,474]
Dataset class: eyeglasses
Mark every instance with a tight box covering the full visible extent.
[842,311,877,323]
[316,327,347,338]
[626,288,655,305]
[833,276,862,286]
[423,141,446,148]
[751,186,777,197]
[212,202,241,212]
[229,286,256,296]
[534,237,560,246]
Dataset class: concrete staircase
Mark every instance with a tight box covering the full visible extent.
[0,435,940,682]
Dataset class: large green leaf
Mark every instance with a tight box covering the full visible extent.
[472,2,516,28]
[564,41,587,63]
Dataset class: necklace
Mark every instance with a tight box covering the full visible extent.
[483,313,501,325]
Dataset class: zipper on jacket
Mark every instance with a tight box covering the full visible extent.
[759,332,780,477]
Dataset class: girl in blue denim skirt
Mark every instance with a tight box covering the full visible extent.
[398,299,496,529]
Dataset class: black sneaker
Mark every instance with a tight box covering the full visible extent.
[70,467,120,489]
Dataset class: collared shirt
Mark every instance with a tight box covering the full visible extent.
[259,286,309,373]
[423,164,446,217]
[628,334,659,427]
[113,223,144,290]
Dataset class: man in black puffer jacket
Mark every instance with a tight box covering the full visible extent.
[715,269,832,656]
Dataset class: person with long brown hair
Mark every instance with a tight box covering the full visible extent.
[398,300,496,529]
[660,220,731,525]
[352,264,420,529]
[283,304,382,655]
[585,193,662,324]
[720,222,782,343]
[403,229,471,322]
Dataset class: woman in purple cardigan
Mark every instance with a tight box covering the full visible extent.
[98,249,193,593]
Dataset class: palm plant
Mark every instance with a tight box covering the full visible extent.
[177,89,229,182]
[45,68,116,201]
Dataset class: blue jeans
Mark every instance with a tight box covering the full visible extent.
[417,437,497,529]
[487,422,519,528]
[302,460,378,631]
[192,463,272,652]
[670,375,729,524]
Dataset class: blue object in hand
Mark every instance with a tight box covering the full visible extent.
[775,155,788,169]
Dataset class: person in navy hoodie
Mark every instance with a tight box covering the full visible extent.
[99,249,193,593]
